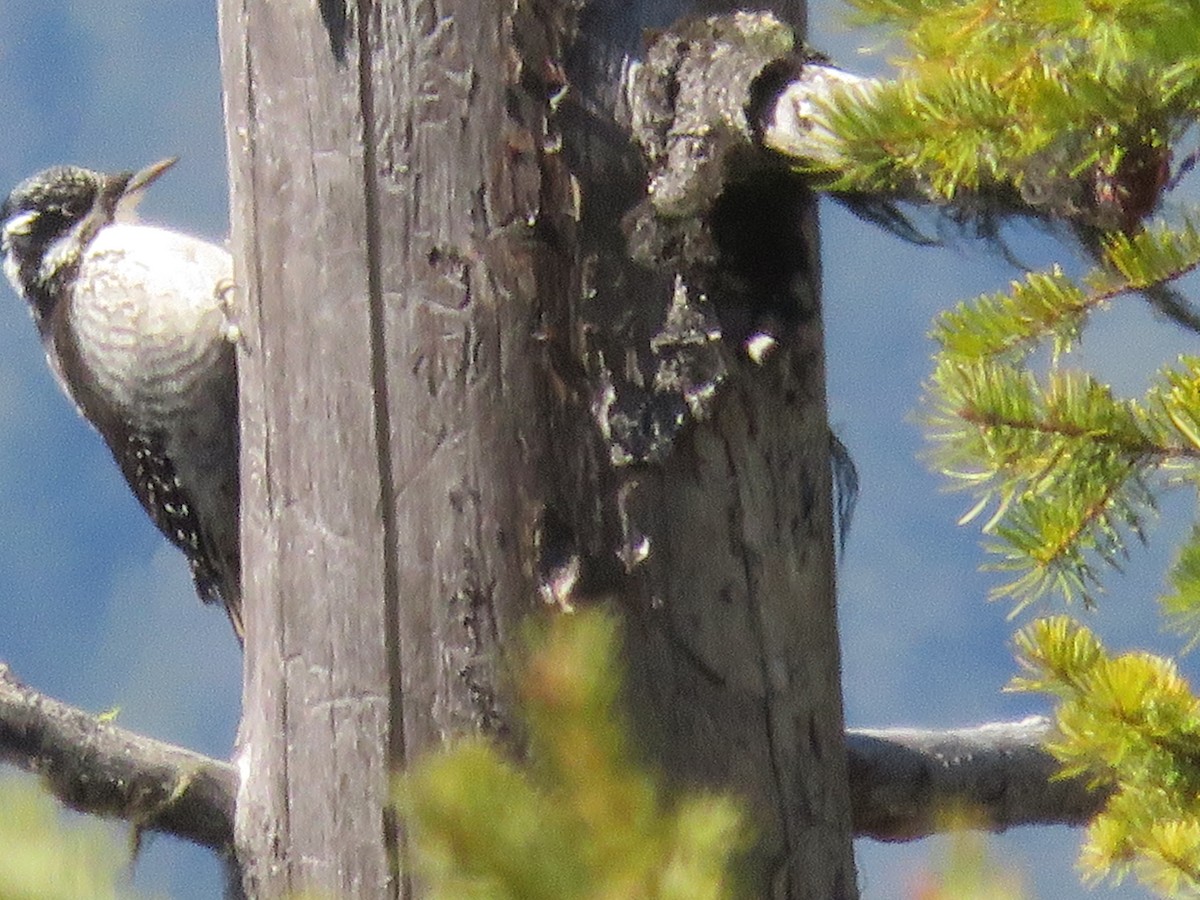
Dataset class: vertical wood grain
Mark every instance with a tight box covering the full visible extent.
[219,1,856,896]
[220,2,393,894]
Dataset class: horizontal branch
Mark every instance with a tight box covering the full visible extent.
[0,662,1105,851]
[0,662,237,850]
[847,716,1110,841]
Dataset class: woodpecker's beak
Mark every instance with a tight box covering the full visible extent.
[114,157,178,221]
[124,156,179,195]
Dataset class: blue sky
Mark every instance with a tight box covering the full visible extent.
[0,2,1192,898]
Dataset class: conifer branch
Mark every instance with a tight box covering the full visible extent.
[1012,618,1200,892]
[925,359,1200,607]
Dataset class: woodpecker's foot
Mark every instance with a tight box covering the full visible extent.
[215,278,244,347]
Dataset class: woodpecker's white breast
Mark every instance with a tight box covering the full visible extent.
[66,223,235,430]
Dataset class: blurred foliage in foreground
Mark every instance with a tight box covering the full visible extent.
[907,825,1026,900]
[397,608,746,900]
[0,775,141,900]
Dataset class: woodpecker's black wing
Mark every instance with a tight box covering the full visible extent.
[116,430,243,639]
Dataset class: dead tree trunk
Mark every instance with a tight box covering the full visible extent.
[218,1,855,897]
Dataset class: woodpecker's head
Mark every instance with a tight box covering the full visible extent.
[1,158,177,322]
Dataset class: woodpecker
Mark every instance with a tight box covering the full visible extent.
[1,159,242,639]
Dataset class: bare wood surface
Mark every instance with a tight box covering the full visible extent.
[565,7,855,896]
[219,2,393,895]
[220,0,568,895]
[220,2,854,897]
[848,717,1110,841]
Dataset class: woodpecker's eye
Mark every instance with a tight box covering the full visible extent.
[31,209,72,242]
[57,199,88,222]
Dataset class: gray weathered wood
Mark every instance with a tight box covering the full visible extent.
[564,7,857,896]
[219,1,856,897]
[219,2,392,895]
[848,718,1110,841]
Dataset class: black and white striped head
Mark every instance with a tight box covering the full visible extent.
[1,158,177,324]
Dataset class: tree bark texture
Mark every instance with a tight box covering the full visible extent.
[220,3,394,894]
[219,1,855,897]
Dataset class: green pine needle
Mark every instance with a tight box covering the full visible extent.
[1011,618,1200,892]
